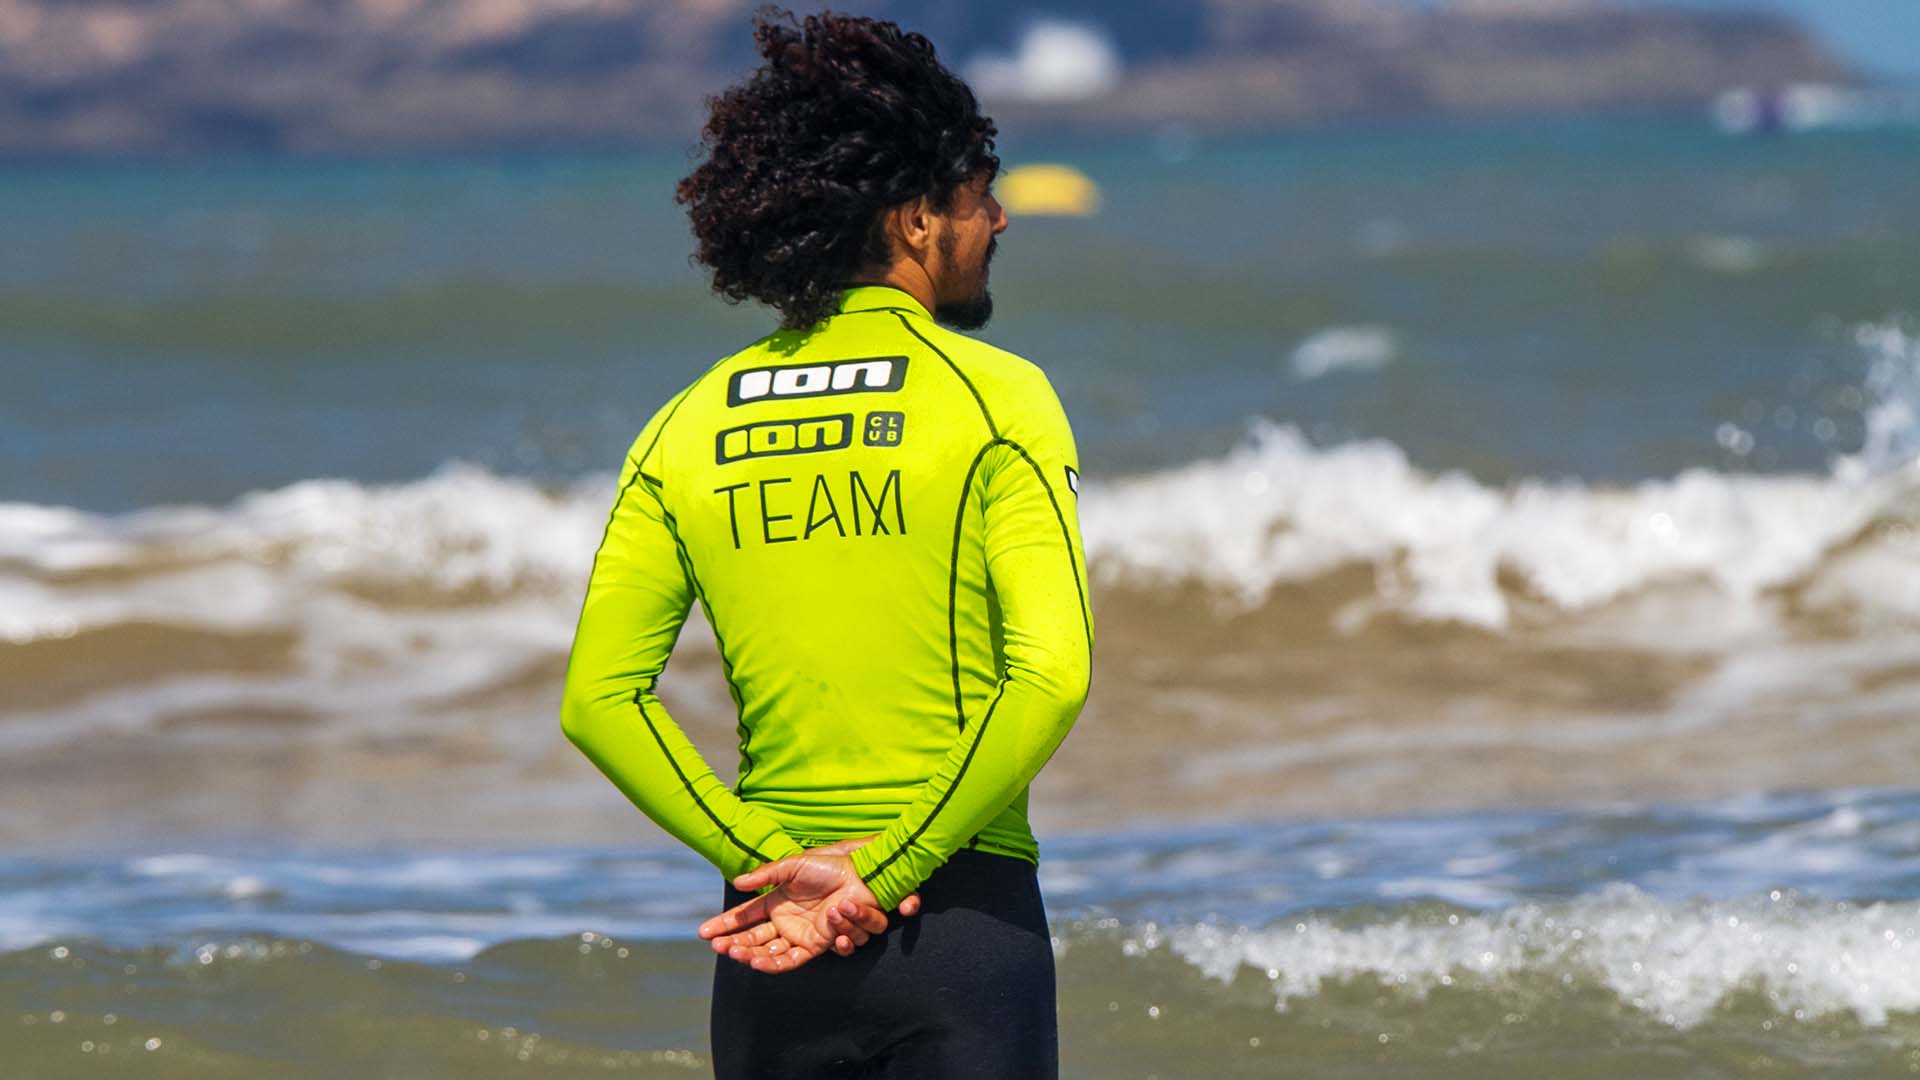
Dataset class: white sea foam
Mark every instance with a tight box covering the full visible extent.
[6,324,1912,638]
[1157,886,1920,1027]
[331,935,488,962]
[0,909,80,952]
[0,448,1910,743]
[1084,319,1920,630]
[0,464,615,744]
[0,462,603,589]
[1289,325,1398,379]
[129,854,228,878]
[1080,422,1910,628]
[9,442,1906,645]
[1684,235,1769,275]
[127,852,579,892]
[2,325,1915,739]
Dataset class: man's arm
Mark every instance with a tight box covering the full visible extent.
[561,429,805,881]
[849,376,1095,910]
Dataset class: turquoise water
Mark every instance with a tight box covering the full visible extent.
[5,119,1917,511]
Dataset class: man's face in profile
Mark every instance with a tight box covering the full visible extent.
[932,174,1006,331]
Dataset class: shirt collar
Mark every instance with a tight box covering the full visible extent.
[837,284,933,321]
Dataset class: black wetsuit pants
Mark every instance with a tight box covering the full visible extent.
[710,849,1058,1079]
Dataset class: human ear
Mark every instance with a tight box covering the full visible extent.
[891,194,934,260]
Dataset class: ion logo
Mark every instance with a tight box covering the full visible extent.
[728,356,908,406]
[715,414,854,465]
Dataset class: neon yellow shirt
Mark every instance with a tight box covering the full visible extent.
[560,285,1093,910]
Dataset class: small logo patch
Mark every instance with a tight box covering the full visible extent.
[715,414,854,465]
[1064,466,1079,495]
[864,411,905,448]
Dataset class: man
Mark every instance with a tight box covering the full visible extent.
[560,10,1092,1078]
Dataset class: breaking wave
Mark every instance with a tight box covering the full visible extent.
[3,324,1915,741]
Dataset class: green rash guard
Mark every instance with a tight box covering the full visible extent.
[560,285,1094,911]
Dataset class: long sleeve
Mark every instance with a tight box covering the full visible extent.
[560,428,805,881]
[850,381,1095,910]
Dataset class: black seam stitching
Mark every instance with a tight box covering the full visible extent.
[861,437,1094,887]
[859,684,1008,886]
[632,688,769,862]
[587,457,647,568]
[997,438,1095,668]
[893,312,998,438]
[633,357,752,782]
[949,442,997,731]
[634,370,706,478]
[660,504,757,783]
[571,356,721,624]
[566,456,650,636]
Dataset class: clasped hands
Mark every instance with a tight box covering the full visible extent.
[697,834,920,974]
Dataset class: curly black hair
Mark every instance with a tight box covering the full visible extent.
[675,8,1000,331]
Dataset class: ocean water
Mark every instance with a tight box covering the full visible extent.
[5,117,1920,1075]
[7,790,1920,1076]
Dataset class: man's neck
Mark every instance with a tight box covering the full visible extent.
[850,263,936,315]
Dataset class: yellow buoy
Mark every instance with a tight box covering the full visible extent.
[996,163,1100,217]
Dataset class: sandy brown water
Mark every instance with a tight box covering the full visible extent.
[8,578,1919,854]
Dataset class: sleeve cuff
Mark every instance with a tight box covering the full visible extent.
[721,823,804,882]
[849,842,880,882]
[850,842,914,911]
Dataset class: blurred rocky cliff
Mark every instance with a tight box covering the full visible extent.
[0,0,1856,154]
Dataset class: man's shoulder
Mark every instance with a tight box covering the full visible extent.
[624,343,761,469]
[904,321,1055,404]
[905,320,1035,371]
[654,332,787,420]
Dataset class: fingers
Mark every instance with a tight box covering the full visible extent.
[836,899,889,935]
[753,947,817,973]
[826,905,872,954]
[725,938,823,974]
[708,920,779,955]
[717,912,886,970]
[706,871,907,972]
[729,860,788,893]
[697,892,771,940]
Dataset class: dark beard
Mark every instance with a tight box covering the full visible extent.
[934,235,995,330]
[934,290,993,331]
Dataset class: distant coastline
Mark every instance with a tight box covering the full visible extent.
[0,0,1857,155]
